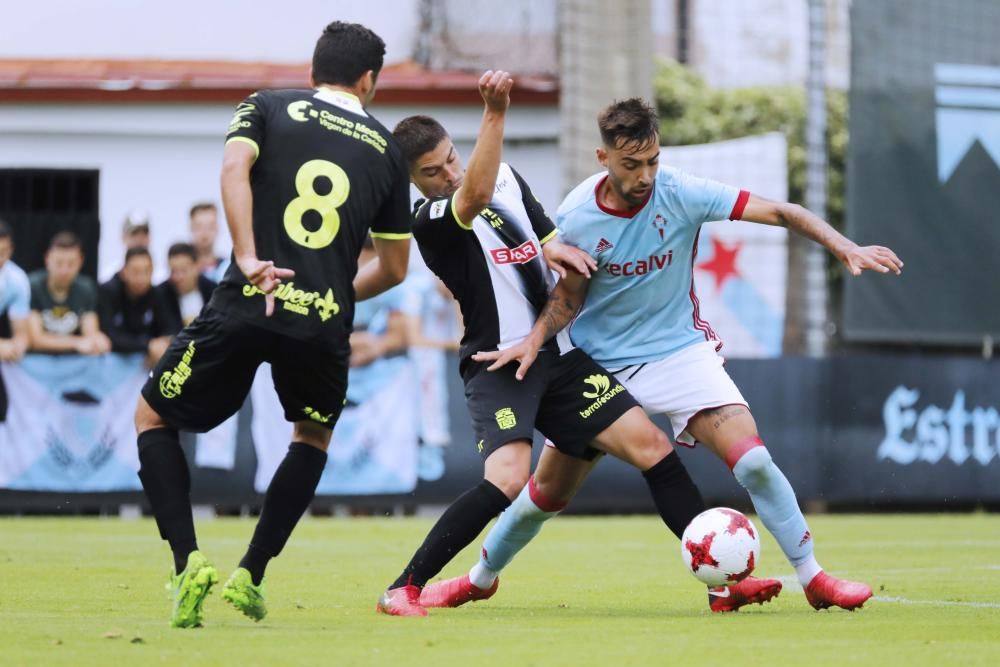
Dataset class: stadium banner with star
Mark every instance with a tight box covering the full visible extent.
[664,133,789,357]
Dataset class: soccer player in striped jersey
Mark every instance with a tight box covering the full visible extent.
[377,74,762,616]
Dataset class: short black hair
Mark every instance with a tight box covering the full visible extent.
[49,231,82,252]
[393,115,449,165]
[189,201,217,219]
[124,246,151,264]
[312,21,386,87]
[0,219,11,241]
[598,98,660,152]
[167,242,197,262]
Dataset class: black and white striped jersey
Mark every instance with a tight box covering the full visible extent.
[412,163,560,369]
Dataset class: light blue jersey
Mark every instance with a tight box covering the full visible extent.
[0,260,31,320]
[557,166,748,367]
[346,280,420,405]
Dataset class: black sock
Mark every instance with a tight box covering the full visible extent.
[642,451,706,539]
[240,442,327,585]
[137,428,198,573]
[390,480,511,590]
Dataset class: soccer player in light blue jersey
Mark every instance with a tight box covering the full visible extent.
[427,98,903,613]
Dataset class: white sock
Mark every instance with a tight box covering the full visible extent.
[794,556,823,588]
[469,561,498,590]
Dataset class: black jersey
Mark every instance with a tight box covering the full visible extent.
[412,163,560,367]
[210,88,411,350]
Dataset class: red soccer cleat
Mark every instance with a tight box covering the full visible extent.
[376,584,428,617]
[804,572,873,611]
[708,575,783,612]
[420,575,499,608]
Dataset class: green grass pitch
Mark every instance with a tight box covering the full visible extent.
[1,514,998,666]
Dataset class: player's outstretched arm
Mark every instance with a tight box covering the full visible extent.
[452,70,513,226]
[740,194,903,277]
[353,236,410,301]
[221,141,294,316]
[472,271,589,379]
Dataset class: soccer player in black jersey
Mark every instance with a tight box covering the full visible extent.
[134,22,412,628]
[376,71,707,616]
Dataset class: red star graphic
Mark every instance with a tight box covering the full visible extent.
[696,236,743,292]
[685,532,720,572]
[727,550,755,582]
[720,508,755,539]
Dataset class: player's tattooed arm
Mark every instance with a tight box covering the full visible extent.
[536,272,588,342]
[739,193,903,277]
[472,271,589,379]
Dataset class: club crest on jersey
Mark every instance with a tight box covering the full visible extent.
[594,238,614,253]
[490,240,538,265]
[652,213,668,241]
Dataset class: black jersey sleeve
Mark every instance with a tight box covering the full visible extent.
[225,92,268,159]
[411,196,467,262]
[510,167,557,243]
[369,151,413,240]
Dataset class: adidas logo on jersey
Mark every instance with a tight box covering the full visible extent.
[594,238,614,253]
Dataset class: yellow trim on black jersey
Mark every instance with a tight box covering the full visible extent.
[225,136,260,160]
[369,232,413,240]
[450,191,474,230]
[539,229,558,245]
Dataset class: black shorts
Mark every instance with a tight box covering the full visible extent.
[141,305,348,433]
[463,348,639,461]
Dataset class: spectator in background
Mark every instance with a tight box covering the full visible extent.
[28,232,110,355]
[98,246,173,366]
[122,210,151,250]
[156,242,216,333]
[0,220,30,363]
[189,202,229,282]
[0,220,30,422]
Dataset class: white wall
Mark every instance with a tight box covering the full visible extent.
[0,0,419,64]
[0,102,561,281]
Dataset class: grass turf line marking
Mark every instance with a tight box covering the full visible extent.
[873,596,1000,610]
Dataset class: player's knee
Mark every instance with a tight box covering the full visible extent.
[292,421,332,452]
[731,445,774,489]
[488,470,530,500]
[134,395,167,435]
[626,423,674,470]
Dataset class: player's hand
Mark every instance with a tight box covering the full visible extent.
[479,70,513,114]
[840,244,903,276]
[236,255,295,316]
[542,239,597,279]
[472,339,539,380]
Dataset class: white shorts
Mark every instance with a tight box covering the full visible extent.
[609,341,747,448]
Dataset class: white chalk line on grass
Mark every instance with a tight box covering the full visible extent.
[772,576,1000,610]
[873,596,1000,610]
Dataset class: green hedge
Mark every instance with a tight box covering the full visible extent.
[654,58,847,235]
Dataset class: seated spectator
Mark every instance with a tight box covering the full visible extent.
[0,220,30,363]
[157,242,216,333]
[28,232,110,355]
[0,220,30,422]
[122,210,151,250]
[98,246,173,366]
[189,202,230,282]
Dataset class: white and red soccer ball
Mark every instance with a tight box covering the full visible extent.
[680,508,761,586]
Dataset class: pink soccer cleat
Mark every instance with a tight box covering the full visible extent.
[804,572,873,611]
[708,575,783,612]
[376,584,428,617]
[419,575,499,608]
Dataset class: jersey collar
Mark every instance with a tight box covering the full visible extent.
[313,88,368,117]
[594,175,653,219]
